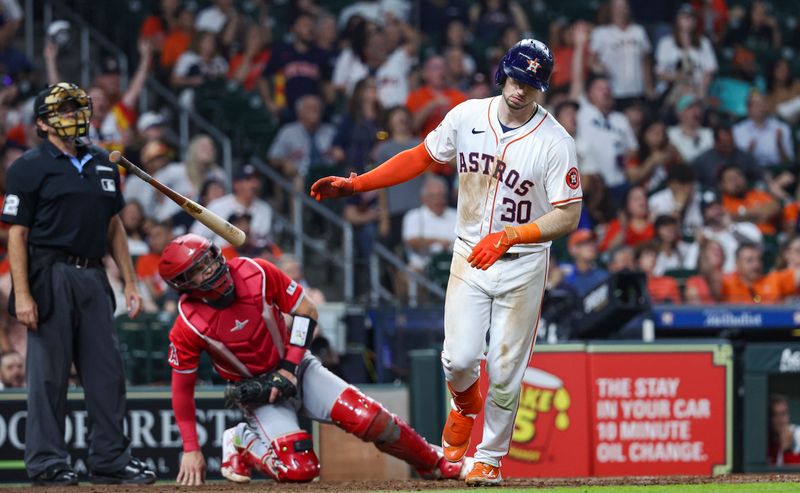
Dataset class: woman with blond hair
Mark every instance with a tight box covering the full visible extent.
[151,134,226,223]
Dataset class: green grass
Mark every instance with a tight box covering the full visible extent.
[394,484,800,493]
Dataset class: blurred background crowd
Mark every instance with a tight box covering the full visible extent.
[0,0,797,385]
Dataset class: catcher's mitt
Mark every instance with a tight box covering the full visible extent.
[225,371,297,408]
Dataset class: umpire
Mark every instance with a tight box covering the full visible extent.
[1,83,155,485]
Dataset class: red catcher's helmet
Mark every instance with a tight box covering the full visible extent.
[158,234,234,305]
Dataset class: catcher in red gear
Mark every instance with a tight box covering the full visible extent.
[159,234,471,485]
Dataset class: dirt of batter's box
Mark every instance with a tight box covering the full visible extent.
[9,474,799,492]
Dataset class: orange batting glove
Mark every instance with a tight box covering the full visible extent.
[467,226,521,270]
[310,172,358,201]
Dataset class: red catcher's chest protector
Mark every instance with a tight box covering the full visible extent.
[179,258,287,380]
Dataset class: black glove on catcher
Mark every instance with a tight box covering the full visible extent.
[225,371,298,408]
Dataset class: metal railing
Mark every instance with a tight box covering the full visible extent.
[250,157,354,302]
[143,77,234,183]
[250,157,446,306]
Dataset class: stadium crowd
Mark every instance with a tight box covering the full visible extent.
[0,0,797,366]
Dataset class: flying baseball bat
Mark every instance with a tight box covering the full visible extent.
[108,150,246,247]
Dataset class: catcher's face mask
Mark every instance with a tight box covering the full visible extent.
[160,234,235,307]
[36,82,92,140]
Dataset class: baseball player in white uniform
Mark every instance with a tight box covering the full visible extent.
[311,39,582,485]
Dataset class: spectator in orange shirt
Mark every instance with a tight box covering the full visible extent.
[160,8,195,70]
[635,242,682,304]
[685,239,724,304]
[719,165,780,235]
[721,242,800,303]
[406,55,467,138]
[138,0,182,51]
[599,185,654,252]
[135,222,174,309]
[228,23,271,92]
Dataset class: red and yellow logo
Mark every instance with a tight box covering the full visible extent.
[510,367,571,462]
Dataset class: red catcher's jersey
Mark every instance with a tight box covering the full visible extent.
[167,257,304,381]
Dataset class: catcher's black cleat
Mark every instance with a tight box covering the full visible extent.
[88,458,156,485]
[31,463,79,487]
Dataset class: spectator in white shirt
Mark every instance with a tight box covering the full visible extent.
[194,0,243,49]
[589,0,652,106]
[575,76,638,191]
[0,0,23,43]
[152,135,225,223]
[332,18,417,107]
[655,4,717,101]
[732,91,795,168]
[652,214,698,275]
[698,190,762,274]
[268,94,336,189]
[191,165,273,248]
[338,0,411,29]
[648,163,703,238]
[667,94,713,162]
[402,175,457,271]
[170,31,229,106]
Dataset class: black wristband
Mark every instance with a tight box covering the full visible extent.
[278,359,298,374]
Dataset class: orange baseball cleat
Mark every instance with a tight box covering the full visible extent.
[465,461,502,486]
[441,409,475,462]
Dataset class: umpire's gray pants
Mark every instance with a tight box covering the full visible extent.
[25,263,131,477]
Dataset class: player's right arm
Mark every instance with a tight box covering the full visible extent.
[173,368,205,486]
[168,319,207,485]
[3,158,40,330]
[309,143,436,200]
[310,102,465,200]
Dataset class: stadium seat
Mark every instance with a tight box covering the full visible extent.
[427,251,453,289]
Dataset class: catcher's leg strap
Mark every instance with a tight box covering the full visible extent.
[241,429,319,482]
[330,386,440,471]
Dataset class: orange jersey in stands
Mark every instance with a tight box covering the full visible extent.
[721,269,798,303]
[722,190,777,235]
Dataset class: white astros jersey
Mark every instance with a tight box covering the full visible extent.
[424,96,582,252]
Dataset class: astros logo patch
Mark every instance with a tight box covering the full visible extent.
[527,58,541,74]
[566,167,580,190]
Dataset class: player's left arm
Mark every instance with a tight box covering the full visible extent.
[253,258,315,399]
[467,203,581,269]
[107,215,142,318]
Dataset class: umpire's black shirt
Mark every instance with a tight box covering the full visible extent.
[1,139,124,258]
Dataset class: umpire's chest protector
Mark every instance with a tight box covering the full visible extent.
[180,258,286,379]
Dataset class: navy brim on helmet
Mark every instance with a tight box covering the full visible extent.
[495,38,554,92]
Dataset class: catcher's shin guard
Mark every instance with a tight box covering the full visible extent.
[238,427,319,482]
[330,386,441,472]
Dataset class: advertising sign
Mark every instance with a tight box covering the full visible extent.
[588,345,732,476]
[467,345,592,477]
[0,389,241,482]
[465,343,732,477]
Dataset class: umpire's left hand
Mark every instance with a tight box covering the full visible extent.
[124,283,143,319]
